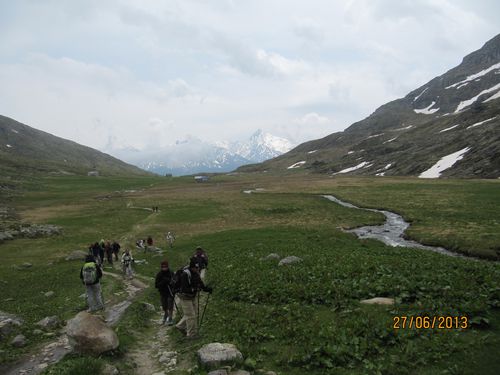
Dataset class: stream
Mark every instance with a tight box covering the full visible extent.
[322,195,464,258]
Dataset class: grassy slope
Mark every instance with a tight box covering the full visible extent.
[0,175,498,375]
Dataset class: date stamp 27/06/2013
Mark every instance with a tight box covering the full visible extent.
[393,316,468,330]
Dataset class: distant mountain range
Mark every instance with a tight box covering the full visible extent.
[0,115,149,177]
[240,33,500,178]
[110,130,294,176]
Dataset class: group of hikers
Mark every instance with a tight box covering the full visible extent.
[80,239,211,339]
[135,231,176,250]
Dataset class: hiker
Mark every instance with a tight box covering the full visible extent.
[112,241,121,261]
[193,246,208,280]
[166,231,175,248]
[80,255,104,312]
[104,241,113,265]
[91,242,102,266]
[136,239,145,249]
[175,258,212,338]
[155,261,175,325]
[147,236,153,247]
[121,249,134,278]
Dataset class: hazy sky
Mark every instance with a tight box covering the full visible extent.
[0,0,498,151]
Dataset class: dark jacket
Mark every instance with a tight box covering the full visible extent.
[155,270,174,297]
[178,268,209,299]
[193,253,208,269]
[80,260,103,285]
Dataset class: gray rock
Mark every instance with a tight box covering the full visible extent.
[11,334,27,347]
[0,311,23,337]
[197,343,243,369]
[33,329,43,335]
[66,311,119,355]
[260,253,280,261]
[278,256,303,266]
[44,291,55,298]
[360,297,395,305]
[158,351,177,363]
[208,370,228,375]
[102,364,120,375]
[65,250,88,261]
[142,302,156,312]
[36,316,60,330]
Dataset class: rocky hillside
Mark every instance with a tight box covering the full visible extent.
[239,34,500,178]
[0,115,150,177]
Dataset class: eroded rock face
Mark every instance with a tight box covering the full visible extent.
[197,343,243,369]
[360,297,395,305]
[278,256,303,266]
[66,312,119,355]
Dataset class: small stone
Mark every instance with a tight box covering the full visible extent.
[229,371,251,375]
[208,370,228,375]
[159,351,177,363]
[20,263,33,268]
[102,364,120,374]
[360,297,395,305]
[38,363,48,370]
[37,316,60,330]
[142,302,156,312]
[4,298,14,302]
[44,291,55,298]
[260,253,280,261]
[11,334,27,347]
[278,256,303,266]
[197,343,243,369]
[33,329,43,335]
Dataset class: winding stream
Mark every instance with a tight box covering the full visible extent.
[323,195,463,258]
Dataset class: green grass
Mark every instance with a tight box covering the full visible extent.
[0,174,499,374]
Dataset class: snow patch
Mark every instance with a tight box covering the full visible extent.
[419,147,470,178]
[455,83,500,112]
[347,151,355,155]
[394,125,413,131]
[439,124,460,133]
[484,89,500,103]
[414,101,439,114]
[307,150,318,154]
[334,161,371,175]
[6,144,12,148]
[446,62,500,89]
[287,161,306,169]
[383,137,398,144]
[413,87,428,102]
[375,172,385,177]
[11,129,19,134]
[367,133,384,139]
[466,116,497,129]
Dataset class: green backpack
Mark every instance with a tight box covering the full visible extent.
[82,262,98,285]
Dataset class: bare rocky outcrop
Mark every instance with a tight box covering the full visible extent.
[66,312,119,355]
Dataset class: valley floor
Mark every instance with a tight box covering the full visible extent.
[0,174,499,374]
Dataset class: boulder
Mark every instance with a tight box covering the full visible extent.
[0,311,23,337]
[11,334,27,347]
[66,312,119,355]
[260,253,280,261]
[360,297,395,305]
[198,343,243,369]
[36,316,61,330]
[65,250,88,261]
[278,256,303,266]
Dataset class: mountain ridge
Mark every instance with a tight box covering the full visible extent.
[239,34,500,178]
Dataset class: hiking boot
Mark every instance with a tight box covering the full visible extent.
[166,317,174,326]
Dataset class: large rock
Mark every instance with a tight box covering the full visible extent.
[198,343,243,369]
[36,316,61,330]
[65,250,88,261]
[0,311,23,337]
[66,312,119,355]
[360,297,395,305]
[278,256,303,266]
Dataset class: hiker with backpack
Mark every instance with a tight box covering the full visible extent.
[90,242,102,266]
[104,241,113,266]
[80,255,104,312]
[193,246,208,280]
[112,241,121,261]
[175,258,212,339]
[155,261,175,325]
[121,249,134,278]
[166,231,175,248]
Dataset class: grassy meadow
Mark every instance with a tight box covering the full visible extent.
[0,174,499,374]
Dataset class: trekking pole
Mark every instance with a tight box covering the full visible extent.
[167,286,180,314]
[197,291,200,328]
[199,292,211,330]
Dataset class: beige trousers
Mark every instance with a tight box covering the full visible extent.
[176,297,197,336]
